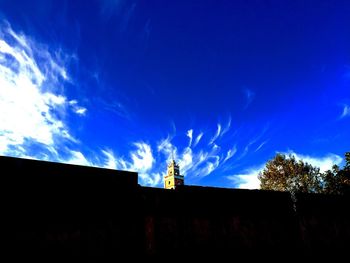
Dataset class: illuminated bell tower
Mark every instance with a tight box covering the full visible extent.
[164,159,184,189]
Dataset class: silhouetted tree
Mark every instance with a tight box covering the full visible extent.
[259,153,322,193]
[345,152,350,170]
[322,152,350,195]
[322,165,343,195]
[259,152,350,195]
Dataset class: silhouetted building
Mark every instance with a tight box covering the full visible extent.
[164,159,184,189]
[2,155,349,258]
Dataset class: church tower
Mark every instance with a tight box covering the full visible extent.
[164,159,184,189]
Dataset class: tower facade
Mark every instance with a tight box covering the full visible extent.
[164,159,184,189]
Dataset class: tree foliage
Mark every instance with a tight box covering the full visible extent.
[259,153,321,193]
[322,152,350,195]
[259,152,350,194]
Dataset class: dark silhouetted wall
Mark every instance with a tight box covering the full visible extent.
[2,156,349,257]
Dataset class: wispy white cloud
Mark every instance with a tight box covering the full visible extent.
[237,125,269,159]
[69,100,87,116]
[0,24,272,190]
[196,155,220,177]
[209,124,221,145]
[98,99,131,120]
[227,165,264,190]
[7,26,30,50]
[157,136,175,158]
[75,108,87,115]
[65,151,92,166]
[243,88,255,109]
[154,121,268,185]
[0,22,83,157]
[158,128,226,180]
[254,140,268,152]
[193,132,203,148]
[180,147,193,172]
[100,143,161,186]
[221,116,231,137]
[284,151,342,173]
[139,172,161,187]
[0,21,222,188]
[223,146,237,162]
[340,104,350,119]
[239,139,257,159]
[130,142,154,172]
[102,149,117,169]
[187,129,193,147]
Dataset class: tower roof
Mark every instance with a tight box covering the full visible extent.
[168,159,179,167]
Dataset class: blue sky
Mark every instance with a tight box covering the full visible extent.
[0,0,349,188]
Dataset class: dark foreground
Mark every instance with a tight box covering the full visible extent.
[2,156,349,258]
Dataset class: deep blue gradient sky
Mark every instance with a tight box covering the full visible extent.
[0,0,349,188]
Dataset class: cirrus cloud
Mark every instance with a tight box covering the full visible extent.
[0,20,280,189]
[340,104,350,119]
[0,21,87,162]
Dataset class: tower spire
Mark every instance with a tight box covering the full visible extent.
[164,155,184,189]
